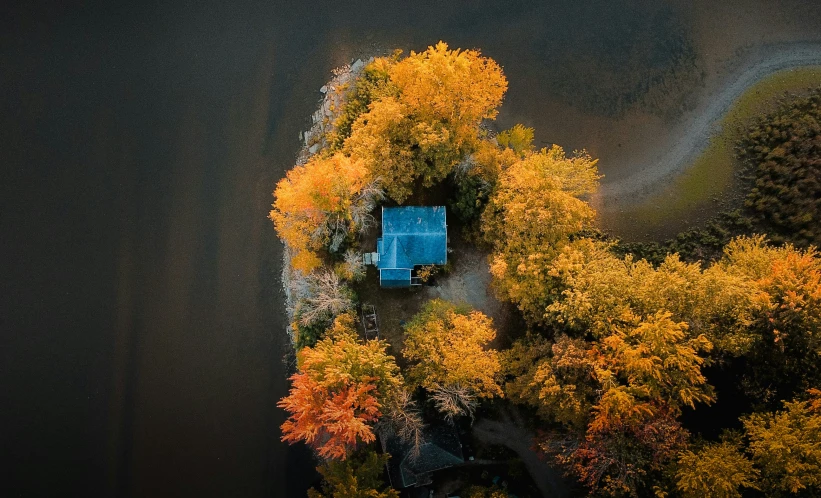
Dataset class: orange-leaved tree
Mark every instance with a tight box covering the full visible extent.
[717,236,821,403]
[270,153,381,271]
[743,240,821,354]
[279,313,402,459]
[279,374,379,460]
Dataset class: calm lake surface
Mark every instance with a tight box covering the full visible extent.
[2,1,820,496]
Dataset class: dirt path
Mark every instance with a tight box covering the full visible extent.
[598,43,821,207]
[473,412,570,498]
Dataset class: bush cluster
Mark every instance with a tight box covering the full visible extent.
[738,87,821,247]
[620,88,821,265]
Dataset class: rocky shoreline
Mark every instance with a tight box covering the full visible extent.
[281,58,371,347]
[295,58,372,164]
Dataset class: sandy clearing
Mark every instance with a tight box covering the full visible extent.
[597,43,821,207]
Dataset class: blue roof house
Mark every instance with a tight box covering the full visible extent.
[375,206,447,287]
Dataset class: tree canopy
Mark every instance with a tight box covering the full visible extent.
[483,145,600,324]
[676,390,821,497]
[496,124,535,157]
[403,299,503,420]
[279,313,403,459]
[545,238,758,356]
[738,88,821,247]
[290,270,356,350]
[503,235,821,496]
[743,389,821,495]
[270,153,380,271]
[345,41,507,202]
[676,439,759,498]
[273,42,821,498]
[308,450,399,498]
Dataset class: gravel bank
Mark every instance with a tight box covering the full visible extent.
[599,43,821,207]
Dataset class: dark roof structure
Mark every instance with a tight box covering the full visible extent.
[381,424,464,489]
[376,206,447,288]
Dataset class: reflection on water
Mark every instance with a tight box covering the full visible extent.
[534,3,703,118]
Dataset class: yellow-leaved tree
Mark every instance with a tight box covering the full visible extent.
[502,235,821,495]
[468,137,520,181]
[525,314,712,496]
[545,237,759,356]
[389,41,507,135]
[743,389,821,495]
[482,145,600,324]
[449,138,520,236]
[328,55,399,151]
[513,311,714,433]
[269,153,381,271]
[676,389,821,497]
[345,41,507,202]
[402,299,502,421]
[501,238,725,496]
[676,439,759,498]
[496,124,535,157]
[308,450,399,498]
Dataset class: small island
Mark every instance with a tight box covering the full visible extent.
[270,42,821,498]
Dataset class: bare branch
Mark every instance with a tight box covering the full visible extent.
[296,270,355,327]
[430,383,479,424]
[351,179,384,234]
[389,390,426,461]
[338,249,366,282]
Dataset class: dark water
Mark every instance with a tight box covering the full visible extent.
[2,1,818,496]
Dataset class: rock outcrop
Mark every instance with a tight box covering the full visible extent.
[295,57,373,166]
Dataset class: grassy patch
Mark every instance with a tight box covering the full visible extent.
[622,66,821,229]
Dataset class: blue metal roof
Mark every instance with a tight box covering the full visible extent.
[380,269,412,288]
[377,236,413,270]
[376,207,447,278]
[382,206,447,237]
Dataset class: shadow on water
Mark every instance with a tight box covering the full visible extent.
[530,1,703,119]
